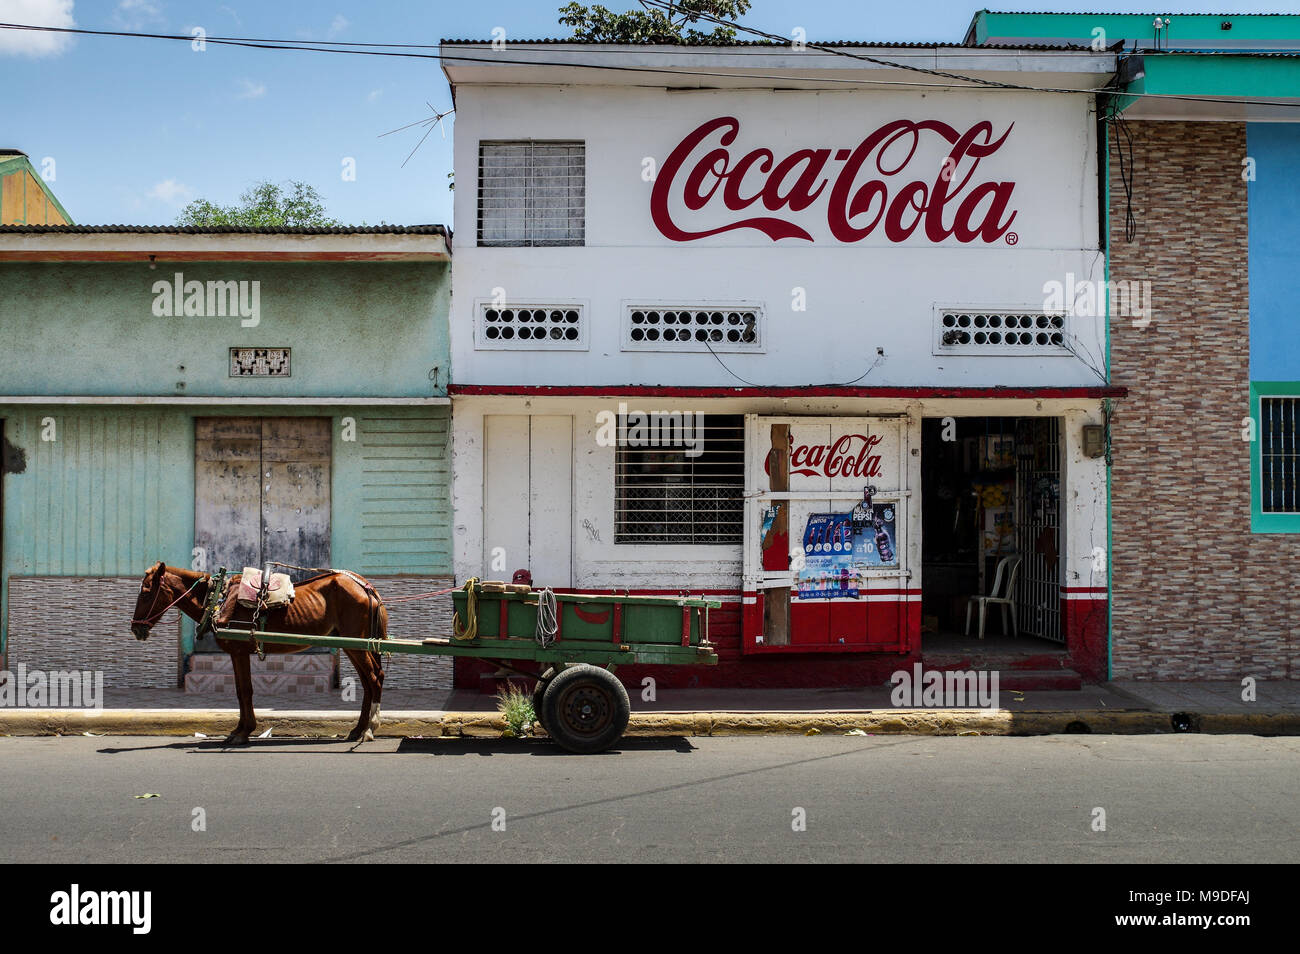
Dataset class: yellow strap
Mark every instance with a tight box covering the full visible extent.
[452,577,479,641]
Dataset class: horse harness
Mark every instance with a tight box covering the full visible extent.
[204,564,382,661]
[133,574,209,629]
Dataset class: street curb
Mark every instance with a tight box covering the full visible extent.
[1,708,1297,738]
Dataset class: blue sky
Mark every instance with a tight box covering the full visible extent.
[0,0,1289,227]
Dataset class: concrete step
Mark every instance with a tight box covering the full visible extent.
[922,652,1074,672]
[997,669,1084,691]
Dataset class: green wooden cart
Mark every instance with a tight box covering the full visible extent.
[207,576,720,753]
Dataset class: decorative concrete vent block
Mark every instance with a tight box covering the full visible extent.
[185,653,333,694]
[7,577,180,689]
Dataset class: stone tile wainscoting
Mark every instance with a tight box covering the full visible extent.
[1108,121,1298,680]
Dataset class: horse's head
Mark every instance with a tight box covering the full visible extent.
[131,561,167,640]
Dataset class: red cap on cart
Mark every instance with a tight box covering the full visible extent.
[512,569,533,587]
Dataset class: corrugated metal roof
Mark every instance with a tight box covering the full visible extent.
[440,37,1108,51]
[1160,49,1300,57]
[0,224,448,235]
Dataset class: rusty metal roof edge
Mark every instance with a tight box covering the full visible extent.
[438,38,1109,51]
[0,224,448,235]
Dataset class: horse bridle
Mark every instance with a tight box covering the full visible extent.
[133,573,209,629]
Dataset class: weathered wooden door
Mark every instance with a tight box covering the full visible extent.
[195,418,331,582]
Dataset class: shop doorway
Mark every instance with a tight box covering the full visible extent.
[920,416,1062,649]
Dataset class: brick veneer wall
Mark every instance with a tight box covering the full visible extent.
[359,576,454,691]
[1108,121,1297,679]
[6,577,181,688]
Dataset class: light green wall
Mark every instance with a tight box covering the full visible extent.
[0,261,450,398]
[1131,54,1300,100]
[1,404,452,653]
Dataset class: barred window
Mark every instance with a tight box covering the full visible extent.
[615,414,744,545]
[1261,397,1299,513]
[477,141,585,247]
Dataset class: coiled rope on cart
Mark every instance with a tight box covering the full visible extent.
[535,587,558,648]
[452,577,480,641]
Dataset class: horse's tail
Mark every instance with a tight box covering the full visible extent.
[370,590,388,643]
[362,579,388,683]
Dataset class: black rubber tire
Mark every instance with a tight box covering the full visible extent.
[531,668,555,730]
[540,664,630,754]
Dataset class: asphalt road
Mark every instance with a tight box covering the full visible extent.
[1,734,1295,863]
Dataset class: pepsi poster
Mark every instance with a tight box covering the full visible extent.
[795,507,898,600]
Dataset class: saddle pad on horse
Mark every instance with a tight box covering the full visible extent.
[237,567,295,608]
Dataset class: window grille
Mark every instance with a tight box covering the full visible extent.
[1261,397,1299,513]
[614,414,745,545]
[477,141,585,247]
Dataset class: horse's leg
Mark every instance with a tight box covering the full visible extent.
[226,649,256,745]
[342,648,373,742]
[367,651,385,738]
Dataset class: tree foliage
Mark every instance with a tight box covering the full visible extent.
[558,1,752,44]
[176,180,342,228]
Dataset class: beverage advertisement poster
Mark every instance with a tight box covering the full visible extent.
[795,506,898,600]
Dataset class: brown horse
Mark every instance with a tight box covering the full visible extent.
[131,562,388,745]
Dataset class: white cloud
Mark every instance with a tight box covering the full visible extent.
[367,88,382,102]
[0,0,76,58]
[298,13,348,41]
[235,78,266,99]
[147,179,195,205]
[113,0,163,30]
[217,4,240,26]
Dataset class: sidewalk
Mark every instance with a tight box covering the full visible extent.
[1,681,1296,738]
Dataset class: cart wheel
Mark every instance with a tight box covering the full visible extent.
[531,668,555,731]
[540,664,630,754]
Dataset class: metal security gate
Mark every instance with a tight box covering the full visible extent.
[1014,418,1062,643]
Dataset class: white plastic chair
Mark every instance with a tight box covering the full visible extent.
[965,556,1021,639]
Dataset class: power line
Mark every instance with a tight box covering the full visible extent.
[2,20,1299,110]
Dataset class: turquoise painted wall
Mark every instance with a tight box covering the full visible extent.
[1247,124,1300,533]
[0,262,450,398]
[1,404,452,652]
[972,12,1300,49]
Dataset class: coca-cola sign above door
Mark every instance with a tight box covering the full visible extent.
[650,116,1018,245]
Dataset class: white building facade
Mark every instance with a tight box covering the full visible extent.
[442,42,1120,688]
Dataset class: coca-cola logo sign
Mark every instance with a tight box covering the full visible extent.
[766,434,885,479]
[650,116,1018,245]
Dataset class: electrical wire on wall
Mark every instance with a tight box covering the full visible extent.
[1102,93,1139,243]
[703,336,885,389]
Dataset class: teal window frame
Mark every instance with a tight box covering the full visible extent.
[1250,381,1300,532]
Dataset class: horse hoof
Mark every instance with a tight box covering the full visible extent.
[224,732,251,746]
[345,728,364,742]
[363,728,375,742]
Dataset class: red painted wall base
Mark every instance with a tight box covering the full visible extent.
[452,595,1111,690]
